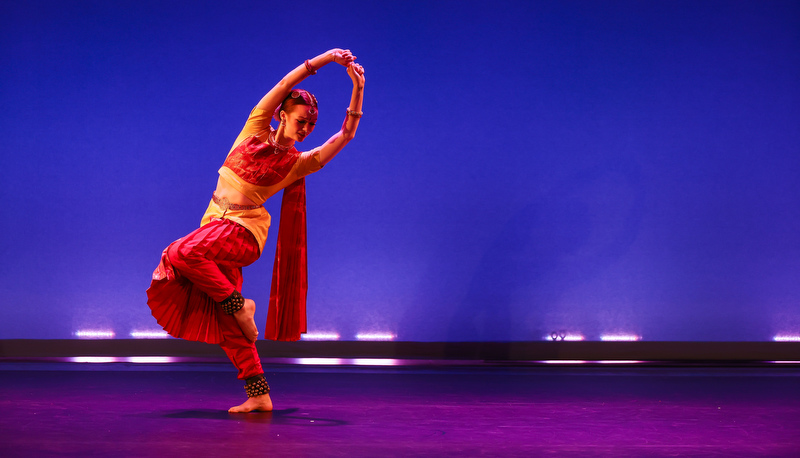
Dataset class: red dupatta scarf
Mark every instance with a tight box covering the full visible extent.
[265,177,308,341]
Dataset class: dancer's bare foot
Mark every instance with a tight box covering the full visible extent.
[228,393,273,413]
[234,298,258,342]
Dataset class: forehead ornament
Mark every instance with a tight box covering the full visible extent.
[274,90,318,121]
[291,90,318,116]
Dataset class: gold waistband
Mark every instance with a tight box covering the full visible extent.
[212,192,261,215]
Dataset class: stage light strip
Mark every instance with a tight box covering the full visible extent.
[70,357,119,363]
[600,334,641,342]
[293,358,345,365]
[351,359,399,366]
[301,333,341,341]
[773,335,800,342]
[74,330,115,339]
[356,333,396,341]
[562,335,585,341]
[69,356,177,363]
[126,357,175,363]
[290,358,400,366]
[538,360,645,365]
[66,356,399,367]
[130,330,170,339]
[539,360,588,364]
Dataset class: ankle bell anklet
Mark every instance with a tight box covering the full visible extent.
[244,374,270,397]
[220,290,245,315]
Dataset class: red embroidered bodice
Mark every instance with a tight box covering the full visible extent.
[222,134,299,187]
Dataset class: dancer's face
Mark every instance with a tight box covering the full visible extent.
[282,105,317,142]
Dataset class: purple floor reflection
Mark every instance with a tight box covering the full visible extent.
[1,361,798,456]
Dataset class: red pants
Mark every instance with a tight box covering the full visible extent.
[147,218,263,380]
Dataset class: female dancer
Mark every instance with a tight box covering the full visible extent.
[146,48,365,413]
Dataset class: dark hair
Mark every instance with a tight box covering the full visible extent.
[273,89,318,122]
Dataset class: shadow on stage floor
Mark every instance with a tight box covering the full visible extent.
[1,359,799,456]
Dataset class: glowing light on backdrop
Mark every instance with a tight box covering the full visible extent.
[600,335,641,342]
[126,356,175,363]
[355,333,396,341]
[301,333,341,341]
[290,358,399,366]
[130,330,170,339]
[539,360,646,365]
[539,360,588,364]
[70,357,118,363]
[70,356,176,363]
[351,359,399,366]
[74,330,115,339]
[773,335,800,342]
[293,358,345,365]
[562,335,585,341]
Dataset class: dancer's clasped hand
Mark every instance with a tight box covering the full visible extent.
[347,62,365,87]
[331,48,356,66]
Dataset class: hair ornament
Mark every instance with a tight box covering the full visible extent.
[291,90,318,115]
[274,89,318,121]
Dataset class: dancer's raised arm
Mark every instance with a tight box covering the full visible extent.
[317,62,366,166]
[255,49,355,113]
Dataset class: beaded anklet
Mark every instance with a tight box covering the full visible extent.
[244,374,270,397]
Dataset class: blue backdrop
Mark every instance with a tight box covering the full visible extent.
[1,0,798,341]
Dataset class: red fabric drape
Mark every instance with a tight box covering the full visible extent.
[264,177,308,341]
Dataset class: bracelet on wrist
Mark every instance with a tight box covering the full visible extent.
[304,59,317,75]
[346,108,363,118]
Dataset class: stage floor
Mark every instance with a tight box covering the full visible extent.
[1,360,798,456]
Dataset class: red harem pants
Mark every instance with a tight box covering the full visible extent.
[146,218,263,380]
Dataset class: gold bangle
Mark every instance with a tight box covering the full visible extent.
[346,108,363,118]
[304,59,317,75]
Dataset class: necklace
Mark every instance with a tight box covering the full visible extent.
[268,131,291,154]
